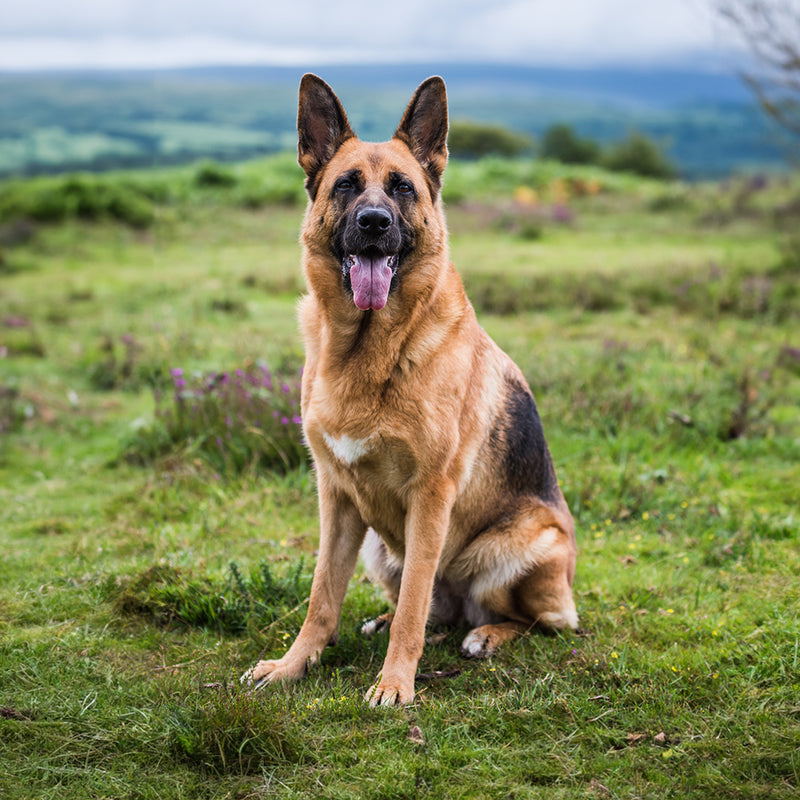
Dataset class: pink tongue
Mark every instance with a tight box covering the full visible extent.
[349,255,394,311]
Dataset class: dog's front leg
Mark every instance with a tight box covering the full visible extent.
[246,480,366,688]
[366,482,455,706]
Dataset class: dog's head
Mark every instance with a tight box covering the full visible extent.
[297,74,448,312]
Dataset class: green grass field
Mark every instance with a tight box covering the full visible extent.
[1,155,799,799]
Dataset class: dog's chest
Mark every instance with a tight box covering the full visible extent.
[316,423,416,537]
[313,422,416,482]
[321,431,371,467]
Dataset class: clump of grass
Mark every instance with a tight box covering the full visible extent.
[128,361,307,475]
[84,333,172,391]
[0,218,37,248]
[209,296,248,316]
[776,233,800,274]
[165,686,305,775]
[0,383,31,434]
[241,271,303,296]
[1,315,45,357]
[105,559,310,633]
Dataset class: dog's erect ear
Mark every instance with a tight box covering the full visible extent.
[394,76,448,193]
[298,74,356,197]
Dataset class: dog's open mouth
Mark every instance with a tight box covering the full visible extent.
[344,251,398,311]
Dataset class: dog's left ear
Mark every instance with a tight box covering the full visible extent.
[395,77,448,194]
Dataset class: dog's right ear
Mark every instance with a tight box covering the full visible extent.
[298,74,356,198]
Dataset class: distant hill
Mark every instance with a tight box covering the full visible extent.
[0,63,792,178]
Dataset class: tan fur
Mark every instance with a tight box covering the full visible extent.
[244,75,578,706]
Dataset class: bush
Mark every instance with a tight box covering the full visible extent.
[0,174,155,228]
[448,120,534,159]
[603,132,675,179]
[540,124,600,165]
[193,160,237,188]
[648,189,694,212]
[127,361,308,475]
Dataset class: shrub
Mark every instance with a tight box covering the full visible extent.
[648,189,694,212]
[128,361,308,475]
[193,160,237,188]
[540,124,600,165]
[448,120,534,159]
[0,174,155,228]
[603,132,675,179]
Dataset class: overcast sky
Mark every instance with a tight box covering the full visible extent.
[0,0,745,71]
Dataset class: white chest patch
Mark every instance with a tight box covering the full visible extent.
[322,432,370,466]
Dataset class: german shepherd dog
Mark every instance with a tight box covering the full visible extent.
[244,74,578,706]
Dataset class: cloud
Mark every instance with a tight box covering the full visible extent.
[0,0,740,70]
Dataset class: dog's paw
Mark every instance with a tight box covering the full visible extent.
[241,657,307,689]
[360,612,394,637]
[460,628,498,658]
[461,622,529,658]
[365,675,414,707]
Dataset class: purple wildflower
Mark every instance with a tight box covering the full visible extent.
[551,204,575,224]
[2,316,30,329]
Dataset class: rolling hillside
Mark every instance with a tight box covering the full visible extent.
[0,63,792,178]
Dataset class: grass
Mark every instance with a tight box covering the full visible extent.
[1,155,799,798]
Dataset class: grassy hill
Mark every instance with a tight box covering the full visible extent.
[1,156,799,798]
[0,64,793,178]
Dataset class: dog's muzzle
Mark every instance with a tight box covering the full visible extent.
[341,205,401,311]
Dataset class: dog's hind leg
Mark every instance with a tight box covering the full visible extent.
[461,620,529,657]
[359,528,401,636]
[360,528,402,604]
[452,510,578,659]
[459,552,577,658]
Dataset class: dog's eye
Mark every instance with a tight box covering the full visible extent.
[335,178,353,192]
[395,182,414,196]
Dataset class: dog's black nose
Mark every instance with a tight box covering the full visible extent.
[357,207,392,234]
